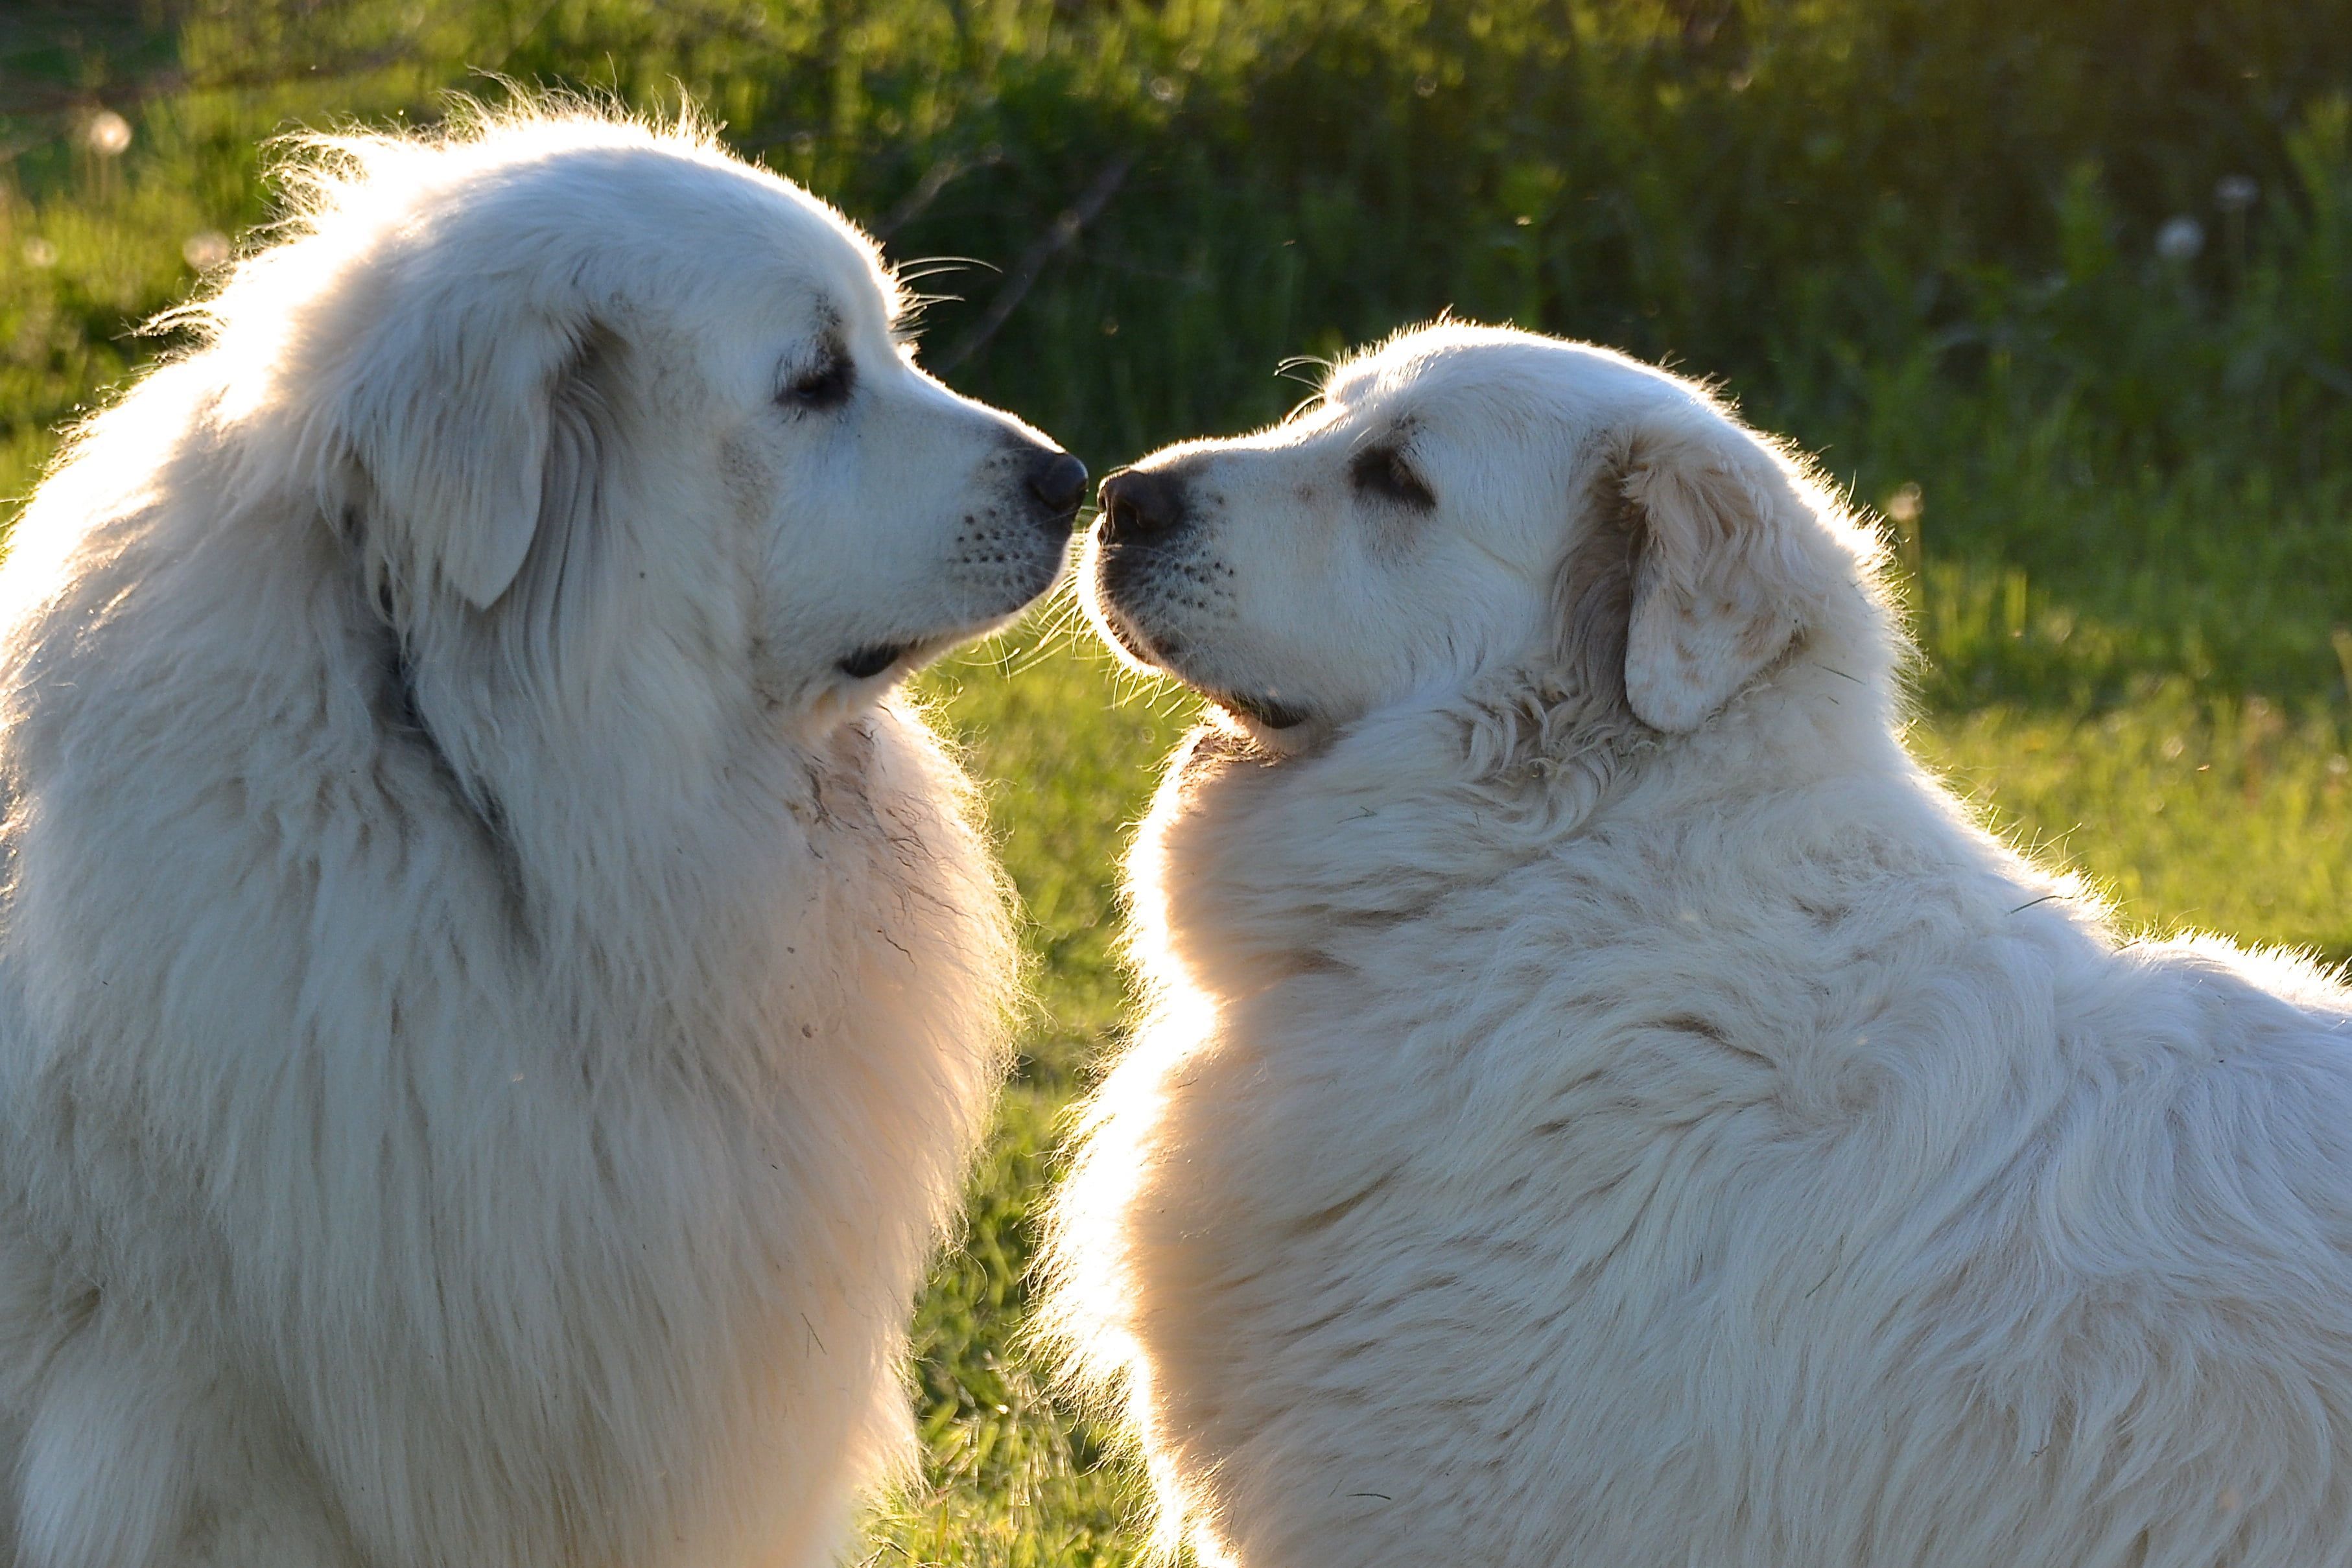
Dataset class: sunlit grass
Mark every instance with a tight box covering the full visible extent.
[1918,686,2352,963]
[873,637,1190,1568]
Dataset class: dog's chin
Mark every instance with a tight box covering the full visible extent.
[1216,690,1311,731]
[1203,690,1327,756]
[834,556,1074,688]
[837,640,921,681]
[1084,587,1182,673]
[834,609,1024,687]
[1086,579,1326,755]
[797,622,974,733]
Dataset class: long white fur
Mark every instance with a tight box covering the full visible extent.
[0,104,1072,1567]
[1047,323,2352,1567]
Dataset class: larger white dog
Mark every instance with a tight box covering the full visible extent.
[1047,323,2352,1568]
[0,108,1083,1567]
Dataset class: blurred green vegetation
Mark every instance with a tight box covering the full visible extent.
[8,0,2352,702]
[3,2,2348,1562]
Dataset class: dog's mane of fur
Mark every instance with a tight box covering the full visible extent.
[0,106,1015,1567]
[1043,339,2352,1568]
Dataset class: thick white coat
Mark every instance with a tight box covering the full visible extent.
[0,107,1066,1567]
[1049,325,2352,1568]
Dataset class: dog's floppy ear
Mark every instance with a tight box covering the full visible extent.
[342,290,604,611]
[1608,401,1816,733]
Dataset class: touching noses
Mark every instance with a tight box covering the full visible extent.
[1096,469,1188,545]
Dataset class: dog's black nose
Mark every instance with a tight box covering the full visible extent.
[1098,469,1186,544]
[1026,451,1088,523]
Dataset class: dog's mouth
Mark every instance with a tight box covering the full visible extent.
[1081,561,1178,666]
[836,631,964,681]
[1086,574,1313,736]
[1097,603,1176,669]
[836,596,1051,685]
[1216,691,1311,731]
[838,642,912,680]
[1106,617,1314,734]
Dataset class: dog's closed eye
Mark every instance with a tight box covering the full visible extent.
[779,351,856,412]
[1348,443,1435,511]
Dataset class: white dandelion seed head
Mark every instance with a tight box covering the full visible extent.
[2155,215,2205,262]
[182,230,231,271]
[84,110,132,157]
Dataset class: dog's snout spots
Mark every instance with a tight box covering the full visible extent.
[1099,469,1188,544]
[1024,450,1088,532]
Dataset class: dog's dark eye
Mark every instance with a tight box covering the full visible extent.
[1348,443,1436,511]
[780,353,855,412]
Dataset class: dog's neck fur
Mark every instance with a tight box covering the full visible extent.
[1126,594,1909,994]
[40,406,969,1088]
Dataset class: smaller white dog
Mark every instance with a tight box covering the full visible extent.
[1046,323,2352,1568]
[0,106,1081,1567]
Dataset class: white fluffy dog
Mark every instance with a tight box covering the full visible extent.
[0,107,1085,1567]
[1046,323,2352,1568]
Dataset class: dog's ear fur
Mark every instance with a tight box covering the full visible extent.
[1602,400,1817,733]
[342,292,610,611]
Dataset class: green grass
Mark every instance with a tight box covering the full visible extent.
[3,2,2349,1562]
[871,635,1193,1568]
[1918,688,2352,960]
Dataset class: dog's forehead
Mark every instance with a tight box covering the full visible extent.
[1323,328,1681,436]
[1315,349,1560,453]
[476,140,900,334]
[676,168,899,333]
[753,254,895,342]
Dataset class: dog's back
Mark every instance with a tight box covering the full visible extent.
[1069,718,2352,1567]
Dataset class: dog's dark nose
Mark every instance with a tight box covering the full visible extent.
[1025,451,1088,524]
[1098,469,1186,544]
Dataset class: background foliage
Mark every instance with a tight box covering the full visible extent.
[4,2,2349,1561]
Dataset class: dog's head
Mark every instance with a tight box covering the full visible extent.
[211,108,1080,732]
[1086,323,1883,752]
